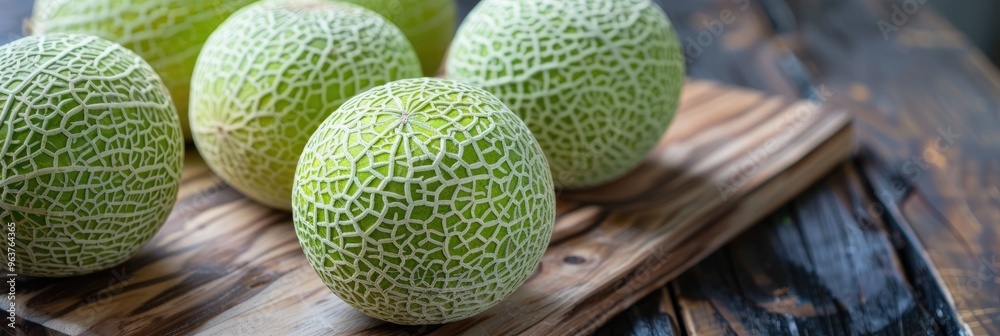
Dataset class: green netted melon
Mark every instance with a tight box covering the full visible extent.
[189,0,422,210]
[338,0,456,75]
[31,0,258,140]
[0,34,183,277]
[292,78,556,324]
[447,0,685,189]
[30,0,63,23]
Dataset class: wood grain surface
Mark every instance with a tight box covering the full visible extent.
[6,80,850,335]
[593,0,1000,335]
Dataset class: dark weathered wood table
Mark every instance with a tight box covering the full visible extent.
[3,0,998,334]
[591,0,1000,334]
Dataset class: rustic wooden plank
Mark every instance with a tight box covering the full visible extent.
[634,1,850,334]
[673,165,962,335]
[612,0,997,335]
[514,106,852,336]
[781,0,1000,333]
[593,288,680,336]
[626,2,795,335]
[5,79,851,335]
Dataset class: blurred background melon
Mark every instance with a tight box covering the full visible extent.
[339,0,456,75]
[31,0,258,140]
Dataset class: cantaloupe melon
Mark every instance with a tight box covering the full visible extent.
[0,34,183,277]
[447,0,685,189]
[292,78,556,324]
[189,0,422,210]
[32,0,258,140]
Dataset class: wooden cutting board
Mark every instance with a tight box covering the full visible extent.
[9,79,852,335]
